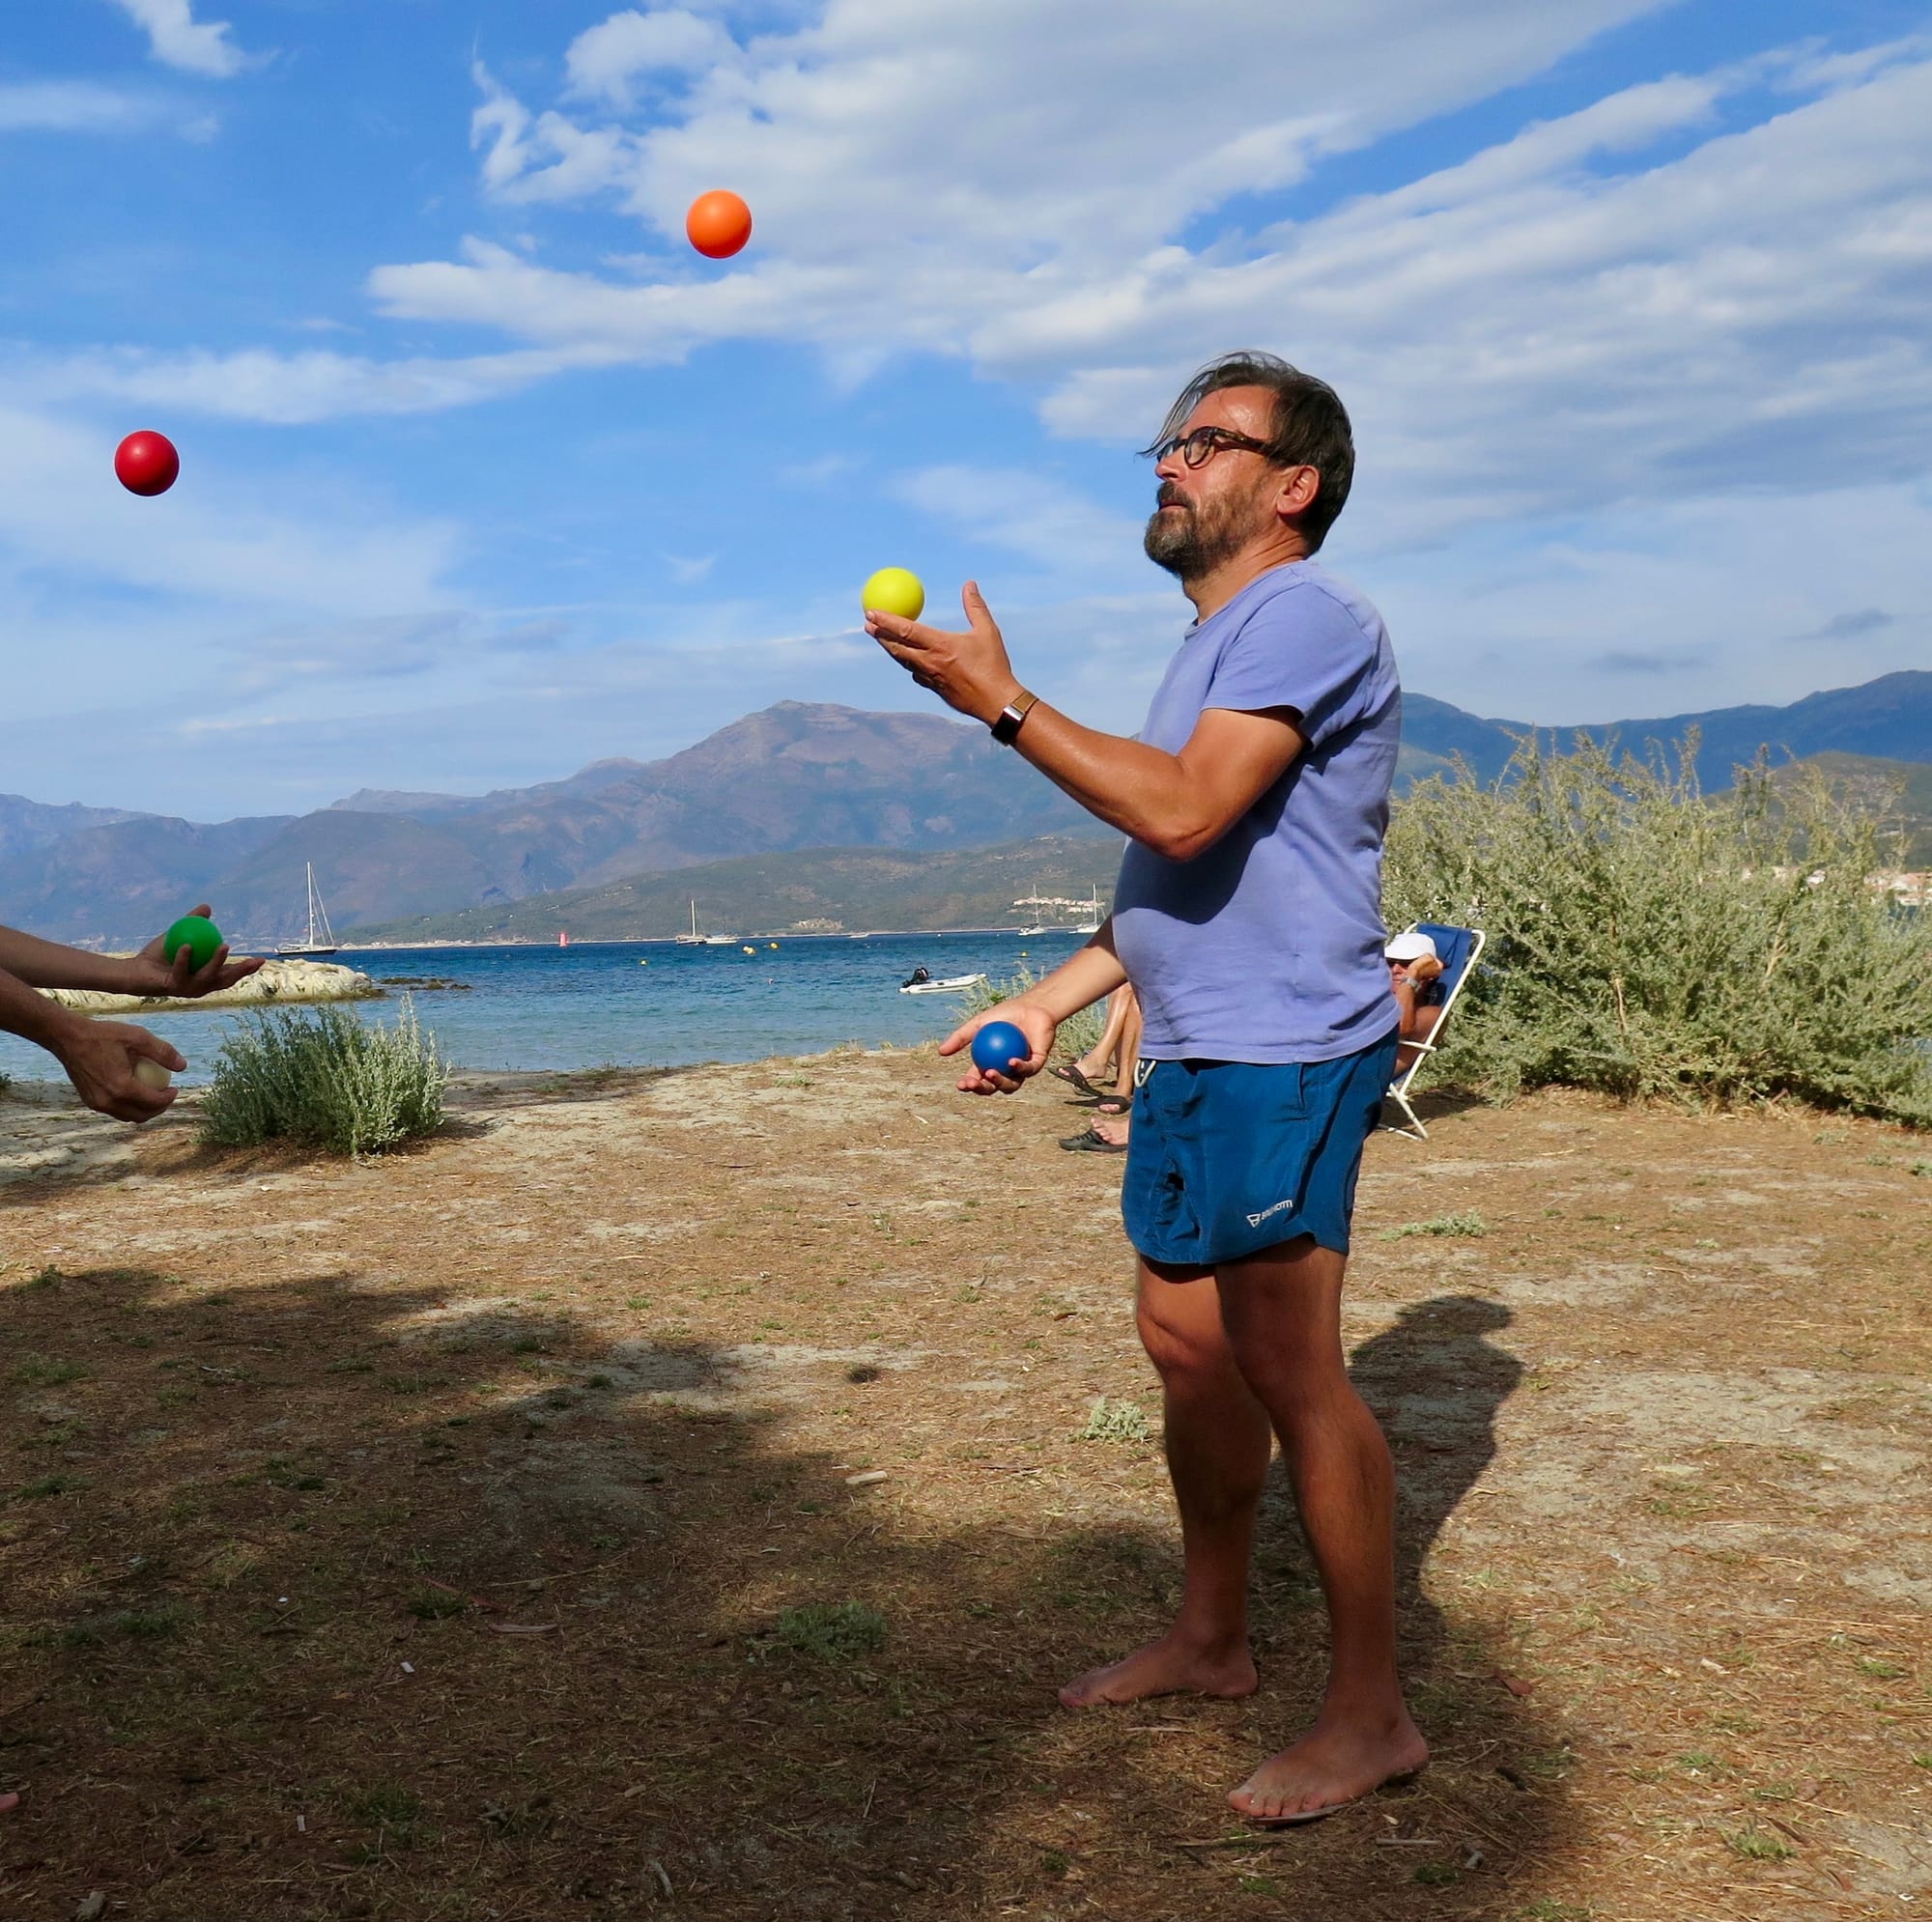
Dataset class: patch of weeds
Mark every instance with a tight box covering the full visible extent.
[14,1473,85,1501]
[378,1373,437,1396]
[59,1601,191,1646]
[264,1457,326,1492]
[27,1265,62,1288]
[770,1599,886,1663]
[1511,1905,1597,1922]
[1910,1753,1932,1770]
[1381,1211,1487,1240]
[509,1336,545,1355]
[1721,1825,1793,1862]
[1238,1873,1283,1894]
[1414,1862,1460,1886]
[1078,1397,1152,1444]
[326,1356,376,1374]
[1907,1159,1931,1177]
[341,1782,424,1856]
[1812,1128,1847,1145]
[1855,1655,1904,1680]
[1040,1850,1070,1880]
[13,1355,87,1386]
[585,1372,614,1390]
[1677,1749,1722,1775]
[408,1587,469,1621]
[1752,1779,1799,1801]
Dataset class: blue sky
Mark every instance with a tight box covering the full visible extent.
[4,0,1929,817]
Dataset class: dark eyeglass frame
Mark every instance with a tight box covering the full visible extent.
[1148,425,1279,468]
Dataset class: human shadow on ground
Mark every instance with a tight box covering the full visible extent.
[0,1258,1569,1922]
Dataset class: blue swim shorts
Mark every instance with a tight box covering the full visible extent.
[1119,1030,1400,1267]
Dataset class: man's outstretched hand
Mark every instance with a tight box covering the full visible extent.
[53,1017,185,1123]
[866,581,1024,725]
[939,1002,1059,1096]
[126,904,264,1000]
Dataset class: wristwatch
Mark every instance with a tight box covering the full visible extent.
[990,690,1038,746]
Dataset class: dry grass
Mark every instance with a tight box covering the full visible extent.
[0,1053,1928,1920]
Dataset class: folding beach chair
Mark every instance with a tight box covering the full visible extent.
[1381,921,1486,1142]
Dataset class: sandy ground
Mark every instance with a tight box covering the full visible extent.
[1,1050,1928,1922]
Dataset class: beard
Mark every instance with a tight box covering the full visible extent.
[1142,481,1258,579]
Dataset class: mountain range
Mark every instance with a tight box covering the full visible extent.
[2,670,1924,947]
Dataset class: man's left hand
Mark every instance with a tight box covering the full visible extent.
[125,904,265,1000]
[866,580,1023,725]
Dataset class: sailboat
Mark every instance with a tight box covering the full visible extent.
[674,901,703,946]
[276,862,338,957]
[1071,884,1104,934]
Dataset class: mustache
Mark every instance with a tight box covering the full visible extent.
[1155,483,1192,511]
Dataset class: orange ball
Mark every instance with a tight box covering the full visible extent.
[685,189,753,260]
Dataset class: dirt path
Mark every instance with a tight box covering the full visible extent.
[2,1051,1927,1920]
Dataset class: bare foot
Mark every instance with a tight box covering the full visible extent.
[1228,1708,1428,1823]
[1091,1115,1129,1147]
[1059,1631,1257,1709]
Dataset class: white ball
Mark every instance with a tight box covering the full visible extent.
[133,1059,173,1090]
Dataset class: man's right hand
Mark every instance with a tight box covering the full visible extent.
[51,1015,185,1123]
[939,1001,1060,1096]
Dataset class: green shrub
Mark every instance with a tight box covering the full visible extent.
[1384,736,1932,1125]
[200,1000,447,1155]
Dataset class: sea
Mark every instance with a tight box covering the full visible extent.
[0,931,1096,1087]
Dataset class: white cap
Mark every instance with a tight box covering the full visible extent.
[1384,930,1438,963]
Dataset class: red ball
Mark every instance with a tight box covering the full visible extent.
[115,431,180,497]
[685,189,753,260]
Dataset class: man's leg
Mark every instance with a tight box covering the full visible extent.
[1060,1258,1272,1706]
[1216,1235,1427,1818]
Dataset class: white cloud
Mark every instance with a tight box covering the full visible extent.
[895,466,1139,573]
[0,405,459,620]
[107,0,255,79]
[565,10,741,108]
[0,80,159,133]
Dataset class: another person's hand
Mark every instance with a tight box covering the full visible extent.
[1411,955,1445,985]
[125,904,265,1000]
[939,1001,1059,1096]
[49,1014,185,1123]
[865,581,1023,725]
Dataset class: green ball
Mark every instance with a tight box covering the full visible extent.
[162,914,223,971]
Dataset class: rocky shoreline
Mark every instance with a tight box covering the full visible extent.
[42,957,380,1016]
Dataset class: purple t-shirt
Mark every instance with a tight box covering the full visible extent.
[1111,560,1402,1064]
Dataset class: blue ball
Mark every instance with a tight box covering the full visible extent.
[970,1019,1029,1077]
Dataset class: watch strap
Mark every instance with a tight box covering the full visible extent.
[990,690,1038,746]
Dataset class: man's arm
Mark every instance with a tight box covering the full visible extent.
[867,582,1305,860]
[0,966,185,1122]
[938,925,1130,1095]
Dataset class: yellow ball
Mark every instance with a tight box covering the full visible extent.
[133,1059,173,1090]
[861,567,924,621]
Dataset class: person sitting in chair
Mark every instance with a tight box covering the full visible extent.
[1386,930,1445,1076]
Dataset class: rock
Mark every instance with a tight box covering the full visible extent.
[42,959,380,1015]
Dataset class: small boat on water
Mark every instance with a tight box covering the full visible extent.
[899,969,988,996]
[276,862,339,957]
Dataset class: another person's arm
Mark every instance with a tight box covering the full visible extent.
[867,583,1305,862]
[0,965,185,1122]
[0,905,262,999]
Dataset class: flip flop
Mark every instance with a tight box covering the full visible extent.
[1092,1094,1131,1115]
[1059,1127,1127,1153]
[1048,1062,1107,1097]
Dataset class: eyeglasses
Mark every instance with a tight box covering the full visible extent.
[1149,425,1277,468]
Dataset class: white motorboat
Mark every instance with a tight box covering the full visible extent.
[898,971,988,996]
[276,862,339,957]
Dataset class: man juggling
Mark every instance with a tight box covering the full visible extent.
[865,352,1418,1824]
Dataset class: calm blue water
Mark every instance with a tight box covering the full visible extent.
[1,932,1094,1086]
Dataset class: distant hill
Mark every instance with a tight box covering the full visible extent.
[344,833,1126,945]
[3,671,1924,946]
[1399,670,1932,791]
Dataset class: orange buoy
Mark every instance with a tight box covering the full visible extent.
[685,189,753,260]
